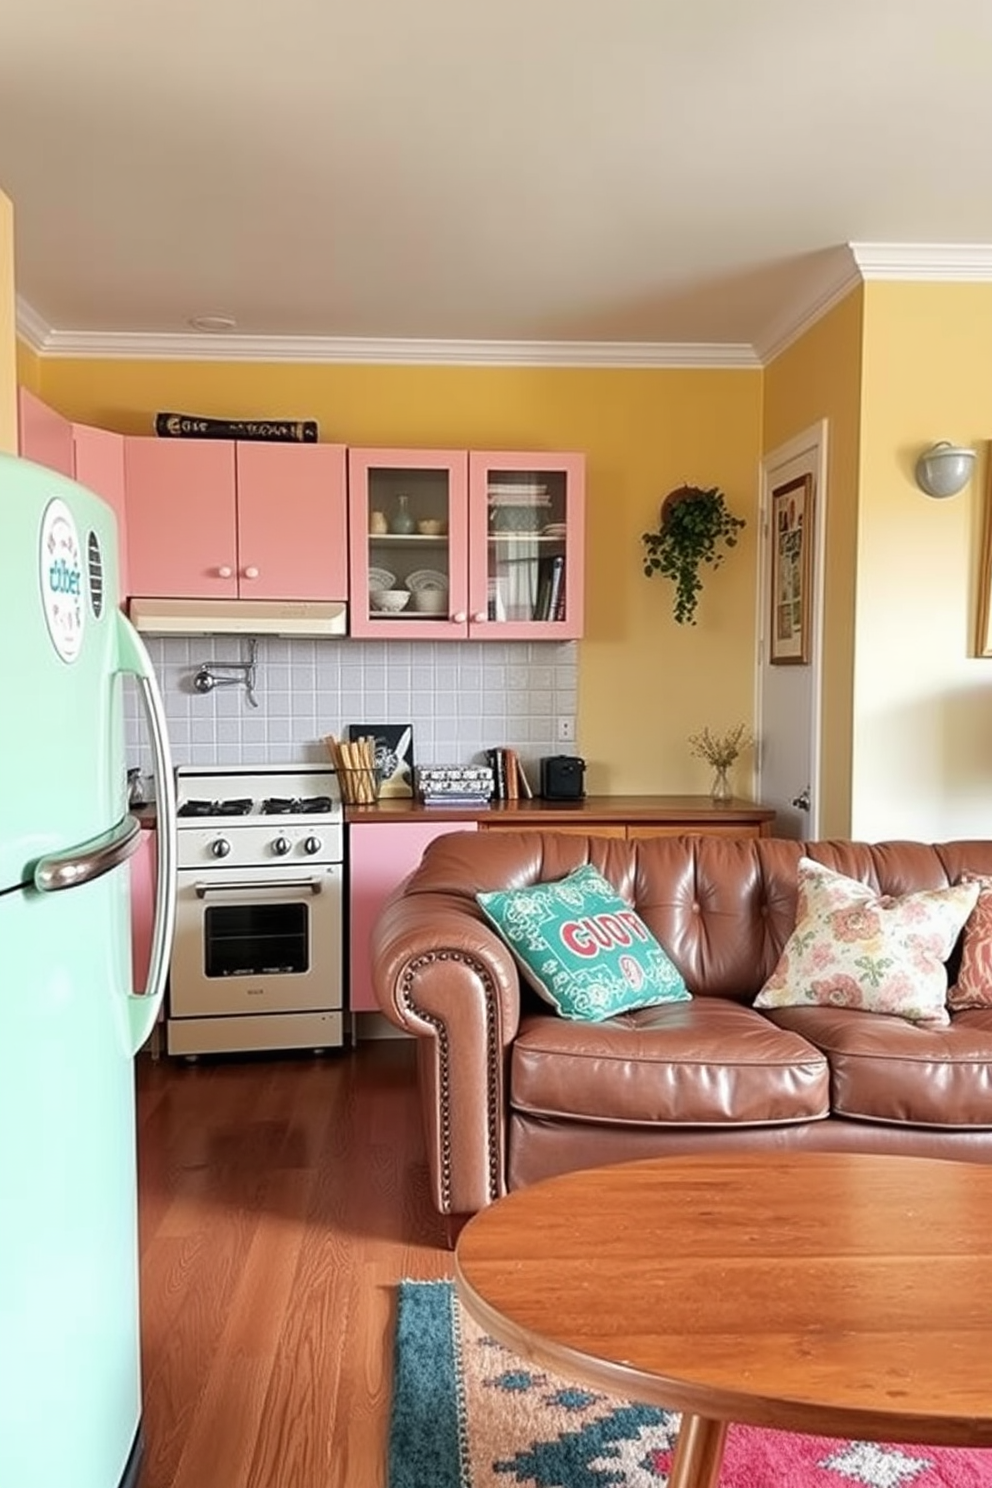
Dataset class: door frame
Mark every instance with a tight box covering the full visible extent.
[754,420,828,838]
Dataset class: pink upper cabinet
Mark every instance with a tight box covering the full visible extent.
[469,450,585,640]
[349,447,586,640]
[73,424,129,599]
[124,438,348,601]
[18,388,74,476]
[348,448,470,639]
[124,438,238,598]
[235,443,347,600]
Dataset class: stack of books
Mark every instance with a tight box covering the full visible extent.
[486,747,534,801]
[415,765,494,808]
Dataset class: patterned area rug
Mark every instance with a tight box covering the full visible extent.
[388,1280,991,1488]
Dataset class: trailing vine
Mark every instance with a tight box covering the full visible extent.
[641,484,745,625]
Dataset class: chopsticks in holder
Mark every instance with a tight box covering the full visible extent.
[324,732,379,804]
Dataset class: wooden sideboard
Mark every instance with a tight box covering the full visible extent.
[344,794,776,837]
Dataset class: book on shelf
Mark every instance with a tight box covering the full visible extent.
[533,553,565,621]
[420,794,492,808]
[486,746,534,801]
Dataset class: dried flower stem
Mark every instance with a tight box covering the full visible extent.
[687,723,753,771]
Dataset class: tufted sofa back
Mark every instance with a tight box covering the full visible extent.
[401,831,992,1004]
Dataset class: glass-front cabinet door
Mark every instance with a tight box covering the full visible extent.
[348,449,470,638]
[468,451,585,640]
[348,447,585,639]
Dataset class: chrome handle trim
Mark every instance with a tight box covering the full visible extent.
[139,669,178,1013]
[34,814,142,892]
[193,877,325,899]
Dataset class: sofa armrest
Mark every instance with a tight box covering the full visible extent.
[371,889,523,1216]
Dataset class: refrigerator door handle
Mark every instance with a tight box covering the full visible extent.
[116,612,178,1053]
[34,814,143,891]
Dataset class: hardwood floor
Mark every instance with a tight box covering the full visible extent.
[136,1040,453,1488]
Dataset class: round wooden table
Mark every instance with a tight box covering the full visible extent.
[454,1153,992,1488]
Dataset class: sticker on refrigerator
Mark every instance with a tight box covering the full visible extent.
[39,497,85,662]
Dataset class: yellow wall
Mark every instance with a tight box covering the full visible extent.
[853,282,992,839]
[763,288,864,836]
[0,190,16,453]
[37,357,763,794]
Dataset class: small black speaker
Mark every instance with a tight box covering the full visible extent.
[540,755,586,800]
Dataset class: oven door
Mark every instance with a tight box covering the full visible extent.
[170,863,343,1016]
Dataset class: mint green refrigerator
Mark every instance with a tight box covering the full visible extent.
[0,453,177,1488]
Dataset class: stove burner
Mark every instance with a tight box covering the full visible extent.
[178,797,254,818]
[260,796,334,815]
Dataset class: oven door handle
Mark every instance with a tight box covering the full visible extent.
[194,878,325,898]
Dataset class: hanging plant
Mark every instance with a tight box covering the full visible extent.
[641,484,746,625]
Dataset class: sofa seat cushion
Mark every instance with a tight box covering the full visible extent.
[510,997,830,1128]
[764,1005,992,1128]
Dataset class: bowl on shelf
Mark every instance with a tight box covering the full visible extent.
[410,587,448,615]
[489,502,551,533]
[370,588,411,613]
[368,566,396,591]
[416,518,447,537]
[405,568,448,593]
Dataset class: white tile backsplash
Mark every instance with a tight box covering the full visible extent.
[127,636,577,786]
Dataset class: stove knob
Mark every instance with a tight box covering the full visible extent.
[210,837,231,859]
[272,836,292,856]
[303,835,322,856]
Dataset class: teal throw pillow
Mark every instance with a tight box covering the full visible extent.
[476,863,690,1022]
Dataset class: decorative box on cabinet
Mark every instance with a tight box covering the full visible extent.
[124,437,348,601]
[348,447,585,639]
[347,818,478,1018]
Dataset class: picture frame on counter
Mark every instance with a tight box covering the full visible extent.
[348,723,414,798]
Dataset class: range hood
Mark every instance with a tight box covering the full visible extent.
[128,597,348,637]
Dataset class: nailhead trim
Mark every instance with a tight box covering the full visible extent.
[399,949,504,1212]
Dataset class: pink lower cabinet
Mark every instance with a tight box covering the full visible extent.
[347,820,478,1018]
[130,825,157,993]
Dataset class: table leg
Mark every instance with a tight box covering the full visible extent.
[667,1413,728,1488]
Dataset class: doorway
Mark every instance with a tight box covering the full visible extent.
[755,421,827,839]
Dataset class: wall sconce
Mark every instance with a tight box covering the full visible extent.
[914,442,976,499]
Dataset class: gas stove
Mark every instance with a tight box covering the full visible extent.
[174,764,343,869]
[169,763,345,1059]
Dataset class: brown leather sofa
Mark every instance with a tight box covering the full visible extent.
[370,830,992,1224]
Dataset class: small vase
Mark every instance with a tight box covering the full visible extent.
[711,764,733,804]
[390,494,416,535]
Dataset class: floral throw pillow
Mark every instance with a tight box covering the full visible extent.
[754,858,979,1028]
[476,864,690,1022]
[949,873,992,1010]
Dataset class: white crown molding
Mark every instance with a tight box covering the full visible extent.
[752,249,863,365]
[13,306,760,369]
[850,242,992,280]
[18,243,992,370]
[14,295,51,353]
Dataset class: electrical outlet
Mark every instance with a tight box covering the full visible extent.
[557,717,575,743]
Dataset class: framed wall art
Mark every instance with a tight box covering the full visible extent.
[348,723,414,797]
[769,474,814,665]
[976,459,992,657]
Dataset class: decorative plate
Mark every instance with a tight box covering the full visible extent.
[405,568,448,592]
[487,482,548,498]
[368,566,396,591]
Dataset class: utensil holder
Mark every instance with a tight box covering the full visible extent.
[338,766,382,806]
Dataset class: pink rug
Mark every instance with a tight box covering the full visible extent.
[389,1281,992,1487]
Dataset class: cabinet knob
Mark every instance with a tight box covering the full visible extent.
[453,611,467,624]
[217,565,233,579]
[473,612,487,624]
[243,565,260,580]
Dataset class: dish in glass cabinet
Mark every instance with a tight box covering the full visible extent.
[487,483,548,498]
[368,567,396,592]
[405,568,448,593]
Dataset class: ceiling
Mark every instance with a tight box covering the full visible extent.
[4,0,992,365]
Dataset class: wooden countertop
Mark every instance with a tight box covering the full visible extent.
[344,794,776,827]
